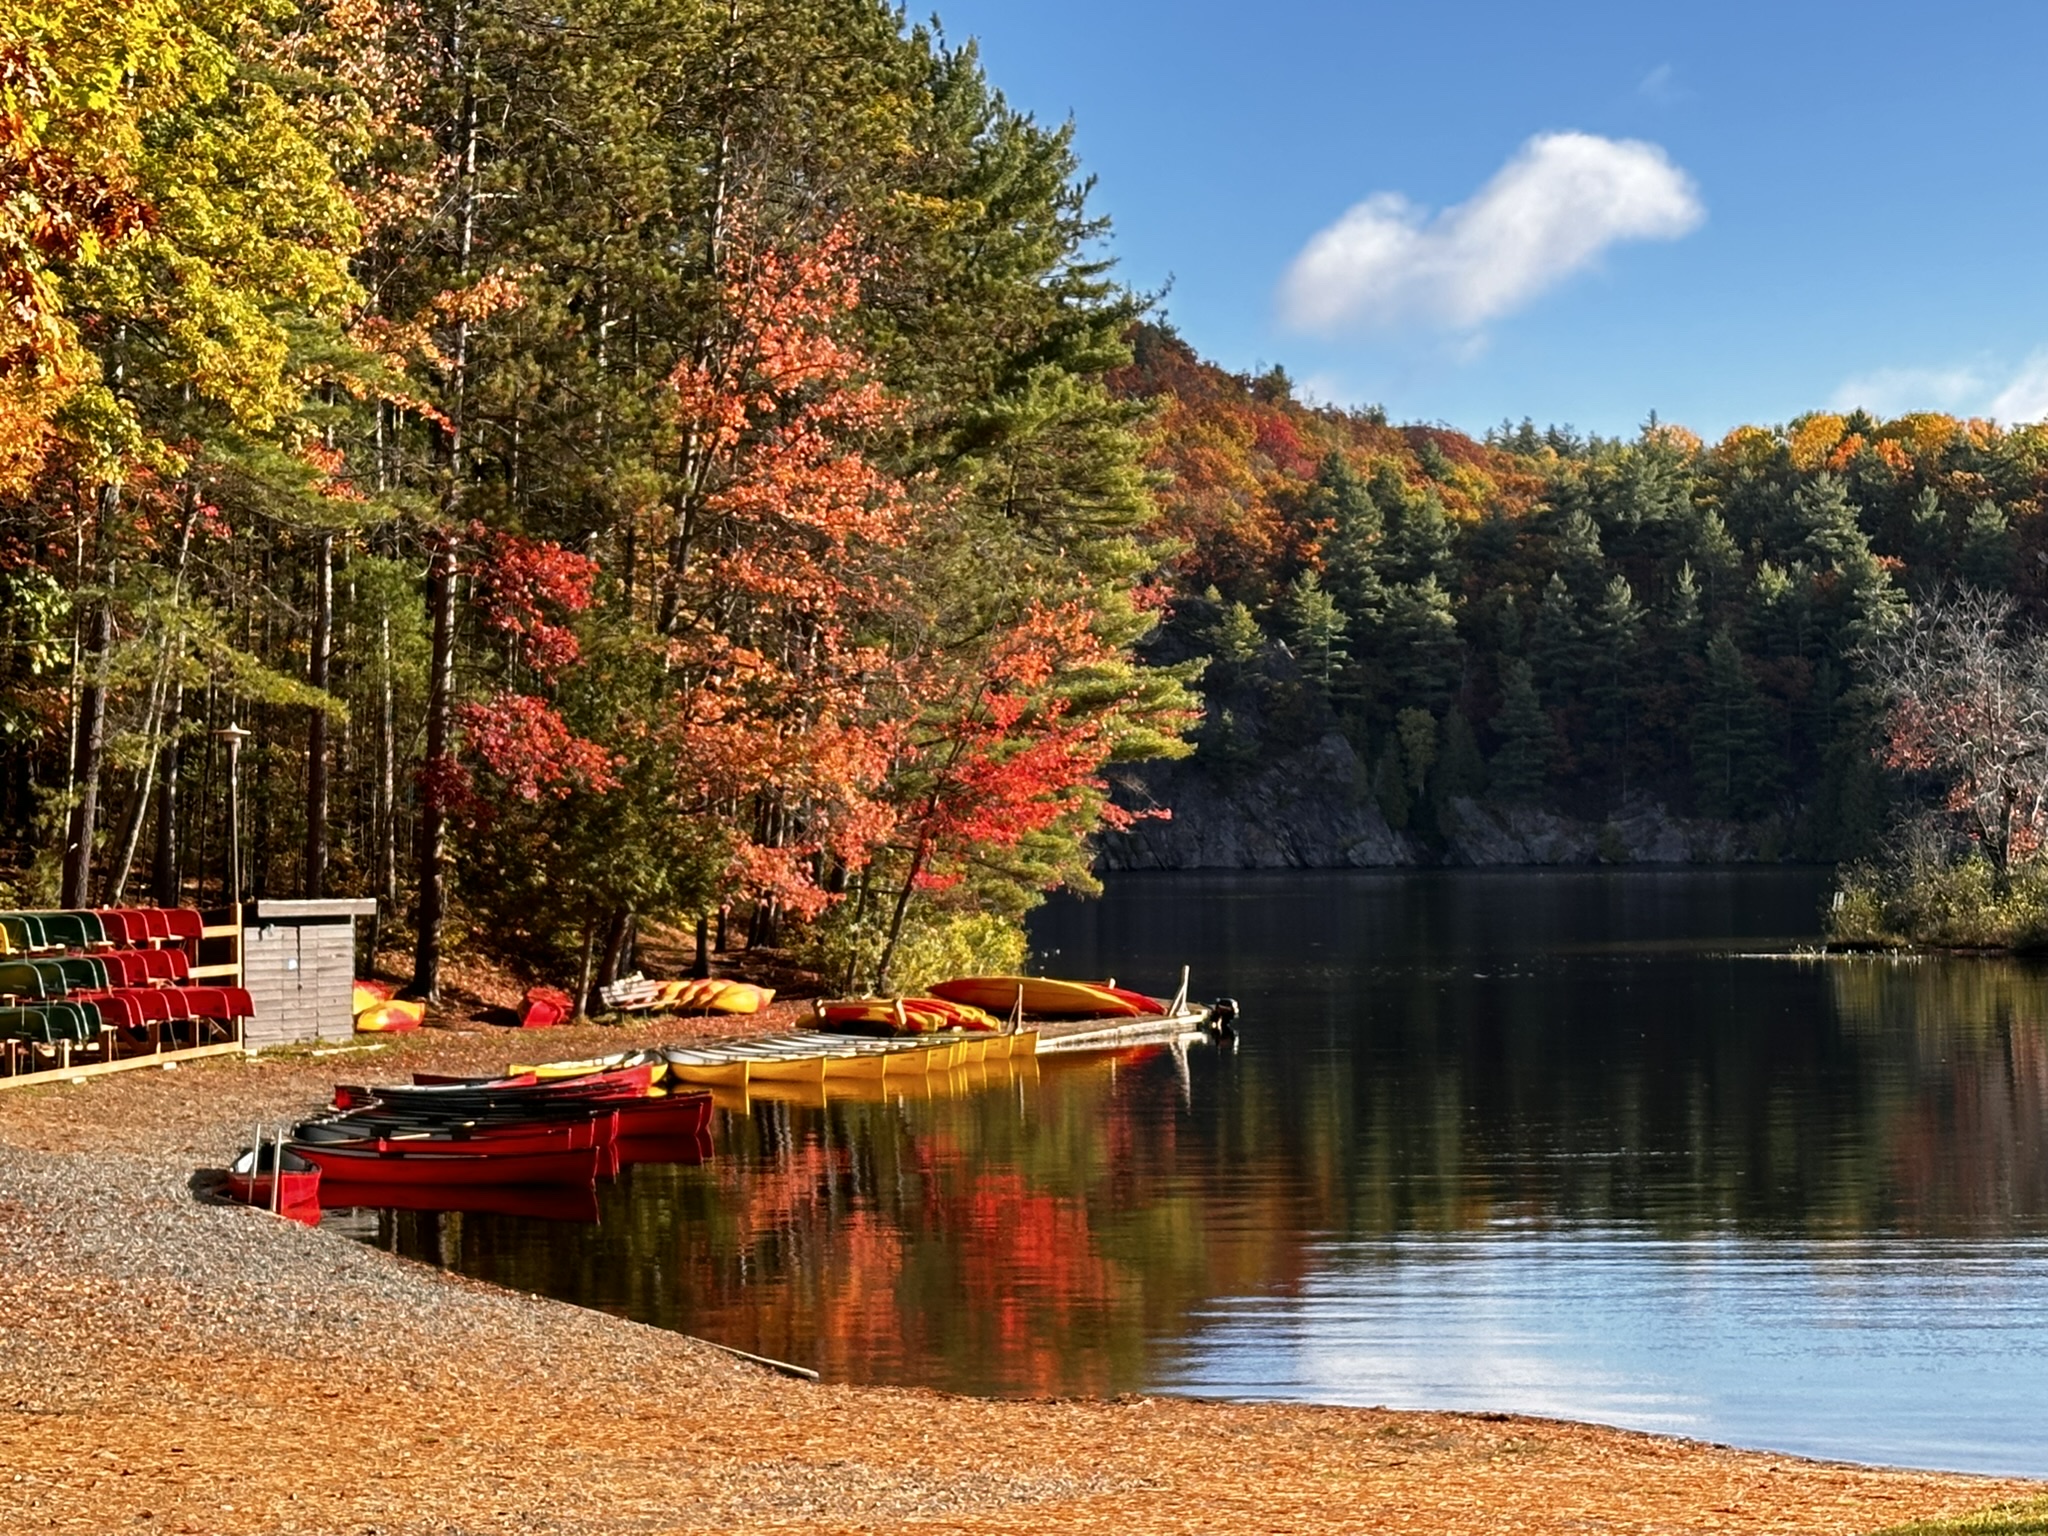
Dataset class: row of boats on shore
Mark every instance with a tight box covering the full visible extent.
[226,974,1237,1225]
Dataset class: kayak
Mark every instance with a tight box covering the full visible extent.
[289,1142,601,1187]
[929,976,1166,1018]
[816,995,1001,1034]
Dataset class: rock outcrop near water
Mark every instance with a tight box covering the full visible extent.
[1099,735,1768,870]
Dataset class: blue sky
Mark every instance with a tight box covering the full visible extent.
[930,0,2048,439]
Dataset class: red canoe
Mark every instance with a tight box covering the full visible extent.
[608,1091,711,1137]
[298,1111,616,1154]
[336,1062,653,1111]
[617,1127,713,1167]
[316,1180,602,1223]
[289,1142,601,1187]
[226,1147,322,1225]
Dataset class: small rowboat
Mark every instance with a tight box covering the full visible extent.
[289,1142,602,1187]
[227,1146,321,1222]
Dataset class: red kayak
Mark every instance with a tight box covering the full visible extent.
[289,1142,601,1187]
[226,1147,322,1226]
[316,1180,602,1223]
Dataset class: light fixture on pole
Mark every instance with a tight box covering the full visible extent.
[214,722,251,912]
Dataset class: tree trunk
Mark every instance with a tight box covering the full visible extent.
[596,906,633,992]
[408,532,458,1001]
[152,682,183,906]
[304,531,333,897]
[872,839,929,995]
[408,6,479,1001]
[692,915,711,979]
[60,482,117,908]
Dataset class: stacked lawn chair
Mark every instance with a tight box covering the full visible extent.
[0,908,254,1081]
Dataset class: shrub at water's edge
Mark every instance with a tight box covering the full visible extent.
[1876,1499,2048,1536]
[1827,588,2048,951]
[1827,856,2048,951]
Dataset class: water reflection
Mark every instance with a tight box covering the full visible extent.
[356,870,2048,1472]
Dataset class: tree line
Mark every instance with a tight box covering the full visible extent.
[1123,327,2048,860]
[0,0,1194,999]
[10,1,2044,1003]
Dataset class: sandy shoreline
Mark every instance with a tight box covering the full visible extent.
[0,1019,2036,1535]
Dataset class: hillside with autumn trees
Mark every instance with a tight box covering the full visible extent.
[6,0,2048,1002]
[1105,325,2048,872]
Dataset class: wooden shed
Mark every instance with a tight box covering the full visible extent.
[241,898,378,1049]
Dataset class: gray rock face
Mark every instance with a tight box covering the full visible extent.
[1100,733,1422,869]
[1099,737,1771,870]
[1437,797,1761,865]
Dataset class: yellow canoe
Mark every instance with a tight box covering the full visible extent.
[821,1050,893,1080]
[734,1051,826,1083]
[664,1052,751,1089]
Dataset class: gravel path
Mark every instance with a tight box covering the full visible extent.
[0,1025,2037,1535]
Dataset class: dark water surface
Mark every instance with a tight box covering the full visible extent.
[346,869,2048,1474]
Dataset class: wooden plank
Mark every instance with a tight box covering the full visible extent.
[187,963,244,979]
[0,1039,244,1092]
[199,924,240,939]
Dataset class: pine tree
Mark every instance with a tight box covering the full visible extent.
[1284,570,1348,693]
[1692,628,1781,818]
[1961,500,2016,589]
[1490,658,1552,803]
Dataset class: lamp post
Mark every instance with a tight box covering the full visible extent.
[215,722,250,912]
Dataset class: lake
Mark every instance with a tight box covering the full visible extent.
[345,869,2048,1476]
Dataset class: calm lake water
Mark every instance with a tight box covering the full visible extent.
[342,869,2048,1475]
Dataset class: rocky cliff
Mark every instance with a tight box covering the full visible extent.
[1098,733,1771,870]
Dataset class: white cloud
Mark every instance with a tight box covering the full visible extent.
[1278,132,1705,336]
[1987,353,2048,423]
[1828,352,2048,424]
[1828,366,1986,417]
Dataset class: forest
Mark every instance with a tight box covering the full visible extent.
[1126,327,2048,868]
[6,0,2043,1001]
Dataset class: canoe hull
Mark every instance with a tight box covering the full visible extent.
[290,1143,600,1187]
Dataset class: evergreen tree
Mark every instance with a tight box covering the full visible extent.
[1434,707,1487,807]
[1284,570,1348,693]
[1961,500,2016,589]
[1490,658,1552,803]
[1692,628,1781,818]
